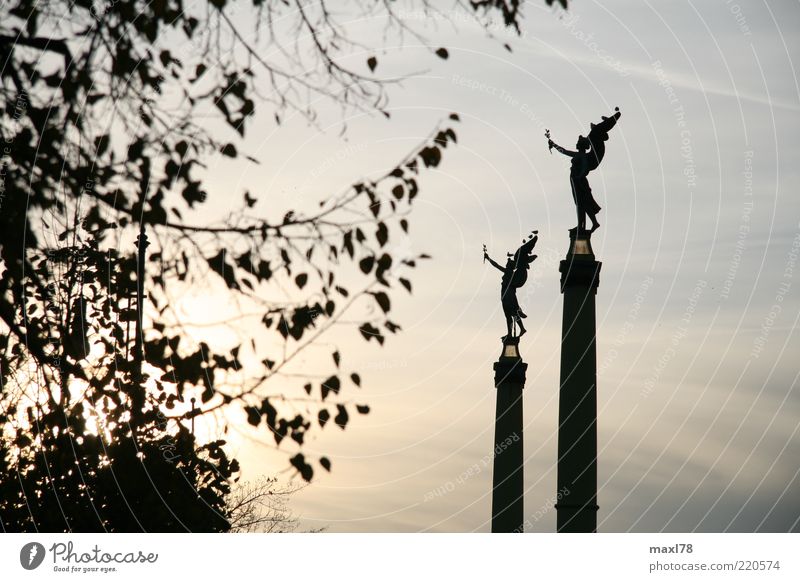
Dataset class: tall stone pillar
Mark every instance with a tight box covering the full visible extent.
[491,339,526,533]
[555,229,601,533]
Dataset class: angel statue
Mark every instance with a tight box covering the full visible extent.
[546,107,622,233]
[484,231,539,341]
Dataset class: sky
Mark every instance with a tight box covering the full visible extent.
[185,0,800,532]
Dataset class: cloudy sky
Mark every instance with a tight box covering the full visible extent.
[192,0,800,532]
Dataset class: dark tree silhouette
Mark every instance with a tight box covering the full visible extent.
[0,0,566,531]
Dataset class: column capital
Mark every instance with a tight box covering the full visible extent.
[560,258,601,293]
[493,357,527,387]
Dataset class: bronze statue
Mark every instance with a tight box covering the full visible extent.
[484,232,539,341]
[546,107,621,233]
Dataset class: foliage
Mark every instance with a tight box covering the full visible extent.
[0,0,562,531]
[227,477,314,533]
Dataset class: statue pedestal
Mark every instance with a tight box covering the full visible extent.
[491,339,526,533]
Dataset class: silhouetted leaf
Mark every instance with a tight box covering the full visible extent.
[359,256,375,274]
[192,63,207,82]
[245,406,260,426]
[321,375,340,400]
[290,453,314,481]
[358,323,384,345]
[419,146,441,168]
[372,291,390,313]
[206,250,238,289]
[376,223,388,246]
[334,405,349,429]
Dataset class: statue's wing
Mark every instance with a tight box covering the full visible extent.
[586,141,605,173]
[586,110,621,172]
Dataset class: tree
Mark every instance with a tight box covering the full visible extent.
[0,0,565,531]
[227,477,314,533]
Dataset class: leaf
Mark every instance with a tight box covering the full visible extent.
[295,273,308,289]
[245,406,260,427]
[257,260,272,281]
[419,146,441,168]
[342,230,354,258]
[332,350,340,367]
[206,250,238,289]
[376,223,388,247]
[359,256,375,274]
[350,373,361,387]
[290,453,314,482]
[127,139,144,161]
[385,320,402,333]
[392,185,404,200]
[320,457,332,472]
[159,50,173,67]
[436,47,449,59]
[372,291,390,313]
[321,375,340,400]
[220,143,237,157]
[334,404,349,430]
[358,323,384,345]
[399,278,412,293]
[318,409,330,428]
[94,134,110,156]
[367,56,378,72]
[356,404,370,414]
[192,63,207,82]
